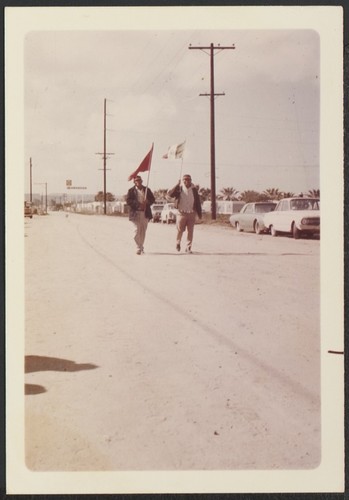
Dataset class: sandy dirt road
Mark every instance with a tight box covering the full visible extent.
[24,211,320,471]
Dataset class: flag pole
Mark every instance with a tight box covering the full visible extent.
[178,138,185,181]
[144,143,154,209]
[179,157,184,182]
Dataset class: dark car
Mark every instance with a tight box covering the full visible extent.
[229,202,277,234]
[24,201,33,218]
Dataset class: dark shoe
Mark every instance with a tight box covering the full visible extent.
[176,243,181,252]
[136,249,142,255]
[185,246,192,254]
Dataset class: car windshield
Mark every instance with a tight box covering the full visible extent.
[255,203,276,213]
[290,199,320,210]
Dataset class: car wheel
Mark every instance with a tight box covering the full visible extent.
[254,221,261,234]
[236,222,242,232]
[270,225,278,237]
[292,222,300,239]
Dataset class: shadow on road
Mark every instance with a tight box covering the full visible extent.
[25,355,98,373]
[25,383,47,395]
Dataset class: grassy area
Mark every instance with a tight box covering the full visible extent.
[201,213,232,227]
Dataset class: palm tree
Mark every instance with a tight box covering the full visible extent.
[154,189,168,201]
[95,191,115,202]
[239,190,261,203]
[218,187,240,201]
[198,187,211,202]
[262,188,283,201]
[307,189,320,198]
[282,191,295,198]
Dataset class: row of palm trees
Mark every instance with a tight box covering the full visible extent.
[153,187,320,203]
[94,187,320,204]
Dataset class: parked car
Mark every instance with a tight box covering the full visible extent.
[24,201,33,218]
[151,204,164,222]
[229,202,277,234]
[161,203,178,224]
[263,197,320,239]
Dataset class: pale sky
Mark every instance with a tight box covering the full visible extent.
[24,23,320,198]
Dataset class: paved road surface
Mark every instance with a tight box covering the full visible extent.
[24,211,320,471]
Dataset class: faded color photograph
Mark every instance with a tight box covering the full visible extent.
[6,6,344,495]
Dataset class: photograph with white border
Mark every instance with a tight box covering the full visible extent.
[5,5,344,494]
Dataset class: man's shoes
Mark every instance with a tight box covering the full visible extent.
[185,246,192,254]
[136,249,142,255]
[176,243,181,252]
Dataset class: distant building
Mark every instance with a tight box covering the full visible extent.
[202,200,245,215]
[77,201,128,214]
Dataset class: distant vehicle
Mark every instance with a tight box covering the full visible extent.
[24,201,33,218]
[161,203,178,224]
[151,204,165,223]
[229,202,277,234]
[263,197,320,239]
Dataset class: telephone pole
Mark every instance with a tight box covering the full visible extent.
[189,43,235,219]
[96,98,114,215]
[34,182,47,214]
[29,157,33,203]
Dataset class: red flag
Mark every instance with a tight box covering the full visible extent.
[128,144,154,181]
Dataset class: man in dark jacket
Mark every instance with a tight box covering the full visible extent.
[126,175,155,254]
[167,174,202,253]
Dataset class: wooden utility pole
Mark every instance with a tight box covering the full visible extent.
[189,43,235,219]
[103,98,107,214]
[96,98,114,215]
[44,182,47,214]
[29,157,33,203]
[34,181,47,214]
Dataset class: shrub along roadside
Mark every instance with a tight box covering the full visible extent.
[200,213,231,227]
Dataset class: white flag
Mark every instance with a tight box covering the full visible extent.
[162,141,185,160]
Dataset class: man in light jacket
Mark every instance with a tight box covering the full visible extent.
[167,174,202,254]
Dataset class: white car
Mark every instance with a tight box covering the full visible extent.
[263,197,320,239]
[151,203,165,222]
[229,202,276,234]
[160,203,178,224]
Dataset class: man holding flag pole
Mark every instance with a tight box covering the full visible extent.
[126,144,155,255]
[164,141,202,253]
